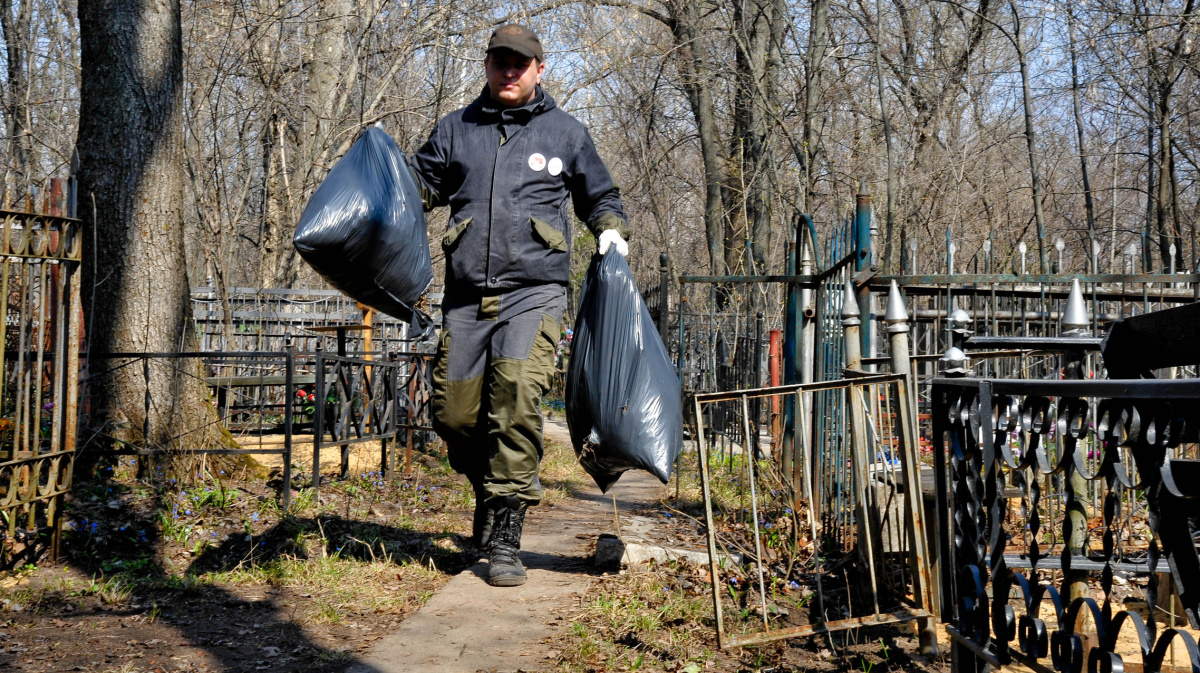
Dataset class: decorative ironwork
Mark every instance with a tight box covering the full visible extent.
[0,210,83,566]
[934,377,1200,673]
[311,351,433,485]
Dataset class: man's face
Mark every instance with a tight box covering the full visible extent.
[485,49,544,107]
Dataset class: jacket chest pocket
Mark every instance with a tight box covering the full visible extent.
[531,217,567,252]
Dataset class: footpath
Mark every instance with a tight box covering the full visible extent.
[345,420,668,673]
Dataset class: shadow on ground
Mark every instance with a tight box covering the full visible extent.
[0,456,495,672]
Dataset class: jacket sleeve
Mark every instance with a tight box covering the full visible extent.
[407,121,450,212]
[567,129,630,240]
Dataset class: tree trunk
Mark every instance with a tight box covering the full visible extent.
[0,0,34,204]
[1157,96,1175,271]
[668,0,727,286]
[1010,1,1047,272]
[874,0,896,273]
[1067,8,1097,267]
[804,0,830,212]
[730,0,783,300]
[77,0,236,475]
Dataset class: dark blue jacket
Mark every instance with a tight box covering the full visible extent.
[409,87,628,291]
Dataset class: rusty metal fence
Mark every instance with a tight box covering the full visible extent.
[692,370,936,649]
[0,209,83,566]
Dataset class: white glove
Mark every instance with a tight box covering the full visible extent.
[597,229,628,256]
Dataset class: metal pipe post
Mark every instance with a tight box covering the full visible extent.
[855,182,872,356]
[783,220,801,500]
[1060,279,1091,604]
[658,252,670,345]
[842,279,863,370]
[885,282,938,654]
[753,311,763,459]
[312,344,324,493]
[283,334,294,510]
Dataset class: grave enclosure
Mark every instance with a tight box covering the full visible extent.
[0,179,1197,673]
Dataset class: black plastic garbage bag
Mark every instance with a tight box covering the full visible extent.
[294,126,432,327]
[566,251,683,491]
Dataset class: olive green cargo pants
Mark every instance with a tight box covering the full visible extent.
[431,284,567,506]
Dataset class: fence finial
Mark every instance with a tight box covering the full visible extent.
[840,278,860,326]
[884,281,909,332]
[1062,278,1090,336]
[940,346,970,376]
[947,307,973,338]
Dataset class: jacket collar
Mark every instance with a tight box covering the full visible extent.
[475,85,555,123]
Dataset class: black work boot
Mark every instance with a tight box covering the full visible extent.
[470,480,494,550]
[486,496,527,587]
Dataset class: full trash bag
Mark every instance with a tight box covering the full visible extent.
[294,126,432,327]
[566,251,683,491]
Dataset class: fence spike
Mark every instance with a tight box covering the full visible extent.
[884,280,909,331]
[840,278,860,325]
[1062,278,1090,336]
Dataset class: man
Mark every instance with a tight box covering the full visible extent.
[408,24,630,587]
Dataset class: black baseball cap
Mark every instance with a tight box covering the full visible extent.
[486,24,543,61]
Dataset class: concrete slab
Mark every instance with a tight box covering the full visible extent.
[347,420,669,673]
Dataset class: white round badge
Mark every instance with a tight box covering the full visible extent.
[528,153,546,171]
[547,157,563,176]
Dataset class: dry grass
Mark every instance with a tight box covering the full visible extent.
[541,437,592,504]
[555,561,718,672]
[212,552,442,624]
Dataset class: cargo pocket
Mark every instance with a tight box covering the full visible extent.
[441,217,473,250]
[530,217,567,252]
[529,313,561,393]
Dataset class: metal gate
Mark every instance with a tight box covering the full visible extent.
[0,209,83,565]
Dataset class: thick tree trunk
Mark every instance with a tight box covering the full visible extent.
[730,0,782,299]
[668,0,727,284]
[77,0,236,474]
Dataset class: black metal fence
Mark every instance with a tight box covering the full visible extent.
[933,376,1200,673]
[79,347,436,509]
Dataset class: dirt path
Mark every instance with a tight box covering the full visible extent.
[346,420,668,673]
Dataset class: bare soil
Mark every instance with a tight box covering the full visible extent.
[0,444,478,672]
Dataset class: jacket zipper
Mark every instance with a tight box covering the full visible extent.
[487,127,506,288]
